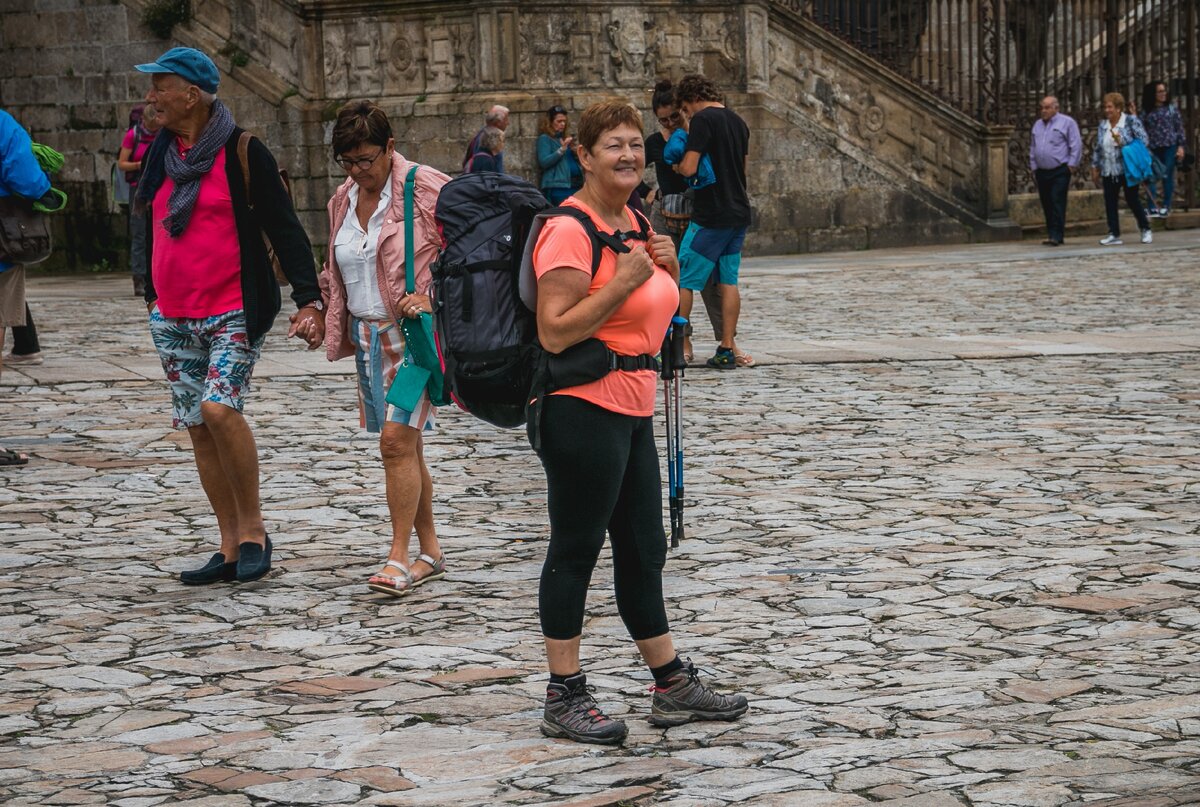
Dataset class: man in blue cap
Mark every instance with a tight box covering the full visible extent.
[134,47,326,585]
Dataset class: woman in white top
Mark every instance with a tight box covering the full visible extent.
[302,100,452,596]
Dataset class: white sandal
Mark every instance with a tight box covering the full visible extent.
[367,559,414,597]
[411,553,446,588]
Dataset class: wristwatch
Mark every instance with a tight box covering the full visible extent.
[302,299,325,312]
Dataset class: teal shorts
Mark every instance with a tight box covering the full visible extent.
[678,223,746,290]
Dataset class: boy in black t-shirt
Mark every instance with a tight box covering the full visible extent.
[673,74,752,369]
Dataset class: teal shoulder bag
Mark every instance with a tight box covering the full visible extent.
[385,165,450,410]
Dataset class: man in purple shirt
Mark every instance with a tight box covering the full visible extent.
[1029,96,1082,246]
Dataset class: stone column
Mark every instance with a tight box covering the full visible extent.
[983,125,1014,224]
[744,1,771,93]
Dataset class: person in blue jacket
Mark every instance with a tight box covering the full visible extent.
[663,127,716,189]
[536,105,575,204]
[0,109,59,466]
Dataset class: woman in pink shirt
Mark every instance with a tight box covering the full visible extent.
[530,100,747,745]
[118,103,161,296]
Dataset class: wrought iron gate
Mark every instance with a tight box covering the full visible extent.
[799,0,1199,204]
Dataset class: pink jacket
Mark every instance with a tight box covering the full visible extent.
[320,153,450,361]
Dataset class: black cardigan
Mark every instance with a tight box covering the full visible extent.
[143,127,320,342]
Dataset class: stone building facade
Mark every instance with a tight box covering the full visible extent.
[0,0,1017,270]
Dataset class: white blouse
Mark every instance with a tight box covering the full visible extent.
[333,181,391,321]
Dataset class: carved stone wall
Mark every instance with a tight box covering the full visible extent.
[0,0,1015,270]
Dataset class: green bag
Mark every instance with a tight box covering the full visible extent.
[385,165,450,411]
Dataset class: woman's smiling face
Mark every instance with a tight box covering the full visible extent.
[579,123,645,193]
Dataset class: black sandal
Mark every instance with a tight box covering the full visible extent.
[0,448,28,467]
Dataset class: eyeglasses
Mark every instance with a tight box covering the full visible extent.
[335,149,384,172]
[657,111,683,126]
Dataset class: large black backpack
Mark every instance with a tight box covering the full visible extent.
[430,173,652,430]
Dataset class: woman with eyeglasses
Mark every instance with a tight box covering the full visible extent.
[299,99,452,596]
[537,104,575,205]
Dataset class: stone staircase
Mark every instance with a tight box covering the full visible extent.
[4,0,1103,268]
[121,0,1029,255]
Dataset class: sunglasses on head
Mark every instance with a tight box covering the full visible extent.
[549,106,566,115]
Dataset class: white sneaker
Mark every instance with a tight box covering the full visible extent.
[1099,234,1123,246]
[3,351,42,366]
[1160,207,1169,217]
[1141,229,1153,244]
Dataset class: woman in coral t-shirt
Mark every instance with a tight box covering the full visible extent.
[530,100,748,745]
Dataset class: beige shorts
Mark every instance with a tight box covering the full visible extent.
[0,266,26,327]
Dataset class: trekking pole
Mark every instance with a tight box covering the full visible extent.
[660,326,678,547]
[668,315,688,546]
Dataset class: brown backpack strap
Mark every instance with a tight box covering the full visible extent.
[236,130,253,209]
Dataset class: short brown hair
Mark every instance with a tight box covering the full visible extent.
[675,74,722,105]
[331,99,392,156]
[1103,91,1125,111]
[576,100,643,152]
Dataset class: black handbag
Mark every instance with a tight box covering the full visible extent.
[0,194,51,265]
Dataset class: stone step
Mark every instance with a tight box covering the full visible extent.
[1021,208,1200,241]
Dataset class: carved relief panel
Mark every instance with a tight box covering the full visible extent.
[424,18,478,92]
[324,14,487,99]
[323,21,390,98]
[606,6,655,85]
[519,13,604,85]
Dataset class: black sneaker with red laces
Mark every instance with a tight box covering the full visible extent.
[541,673,628,745]
[649,660,749,727]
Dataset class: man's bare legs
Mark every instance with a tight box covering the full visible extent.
[189,402,267,561]
[718,283,741,351]
[678,287,695,360]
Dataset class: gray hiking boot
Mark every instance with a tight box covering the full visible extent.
[649,660,749,727]
[541,673,628,745]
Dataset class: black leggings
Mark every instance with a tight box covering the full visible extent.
[537,394,670,641]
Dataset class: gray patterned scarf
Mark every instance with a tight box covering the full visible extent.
[135,99,236,237]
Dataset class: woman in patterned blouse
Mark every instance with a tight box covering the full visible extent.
[1139,81,1187,217]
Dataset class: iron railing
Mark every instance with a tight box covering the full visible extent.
[788,0,1198,203]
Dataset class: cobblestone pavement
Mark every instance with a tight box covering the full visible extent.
[2,233,1199,806]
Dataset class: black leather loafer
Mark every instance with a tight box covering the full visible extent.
[236,535,272,583]
[180,553,238,585]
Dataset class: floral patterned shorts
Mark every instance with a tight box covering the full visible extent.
[148,306,266,429]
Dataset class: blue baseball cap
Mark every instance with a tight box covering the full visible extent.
[135,47,220,93]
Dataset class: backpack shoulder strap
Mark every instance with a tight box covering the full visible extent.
[546,205,646,276]
[517,203,643,312]
[403,164,420,295]
[546,206,606,276]
[630,208,652,241]
[236,130,253,210]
